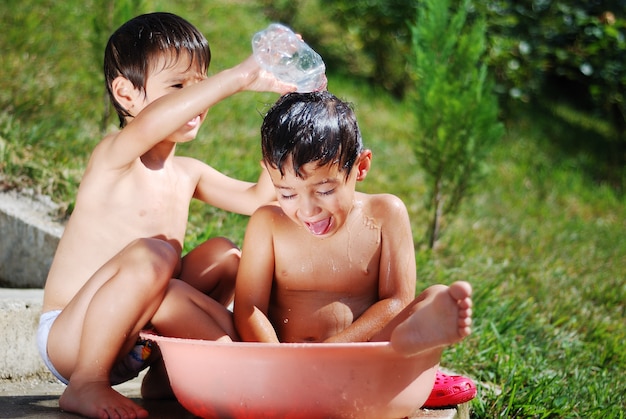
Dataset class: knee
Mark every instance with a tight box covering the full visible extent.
[211,238,240,293]
[210,237,241,264]
[124,238,179,286]
[187,237,240,280]
[213,237,240,277]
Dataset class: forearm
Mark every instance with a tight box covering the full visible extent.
[137,66,248,139]
[235,306,280,343]
[324,298,406,343]
[133,55,294,147]
[249,168,277,208]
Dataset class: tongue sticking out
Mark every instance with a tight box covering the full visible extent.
[305,218,332,235]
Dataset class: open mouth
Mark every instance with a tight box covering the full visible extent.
[304,217,333,236]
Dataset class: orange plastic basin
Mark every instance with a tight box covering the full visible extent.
[141,332,439,419]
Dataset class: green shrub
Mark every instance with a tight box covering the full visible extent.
[408,0,504,247]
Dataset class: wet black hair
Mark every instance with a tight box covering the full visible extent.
[104,12,211,127]
[261,91,363,180]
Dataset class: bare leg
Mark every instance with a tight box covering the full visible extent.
[150,278,238,340]
[179,237,240,306]
[142,238,240,400]
[48,238,178,419]
[388,281,473,356]
[141,278,239,399]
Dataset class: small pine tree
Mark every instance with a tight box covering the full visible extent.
[409,0,504,248]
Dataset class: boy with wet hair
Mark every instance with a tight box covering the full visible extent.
[234,91,472,354]
[39,12,295,418]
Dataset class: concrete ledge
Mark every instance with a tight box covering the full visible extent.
[0,288,48,379]
[0,190,64,288]
[0,189,60,379]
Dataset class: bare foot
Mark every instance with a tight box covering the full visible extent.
[59,379,149,418]
[390,281,473,356]
[141,358,175,400]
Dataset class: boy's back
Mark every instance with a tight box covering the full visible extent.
[43,137,197,312]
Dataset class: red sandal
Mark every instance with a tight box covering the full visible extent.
[422,370,477,408]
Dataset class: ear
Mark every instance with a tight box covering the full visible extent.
[111,76,140,116]
[355,149,372,182]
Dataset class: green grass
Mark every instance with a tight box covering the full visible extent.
[1,1,625,417]
[432,128,626,417]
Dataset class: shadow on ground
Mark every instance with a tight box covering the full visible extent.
[0,395,195,418]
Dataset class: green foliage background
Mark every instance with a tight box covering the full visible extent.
[274,0,626,189]
[1,1,624,417]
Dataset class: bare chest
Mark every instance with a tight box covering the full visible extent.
[273,224,382,293]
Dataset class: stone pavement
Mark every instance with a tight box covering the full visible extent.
[0,372,196,418]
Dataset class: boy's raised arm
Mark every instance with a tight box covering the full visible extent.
[190,160,275,216]
[102,56,295,170]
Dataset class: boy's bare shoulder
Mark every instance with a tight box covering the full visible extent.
[359,192,408,215]
[89,131,117,158]
[173,154,204,171]
[85,130,131,171]
[246,203,285,233]
[252,202,283,217]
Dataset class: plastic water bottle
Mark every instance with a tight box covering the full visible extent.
[252,23,326,92]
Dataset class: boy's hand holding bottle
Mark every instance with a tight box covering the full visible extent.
[252,23,327,93]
